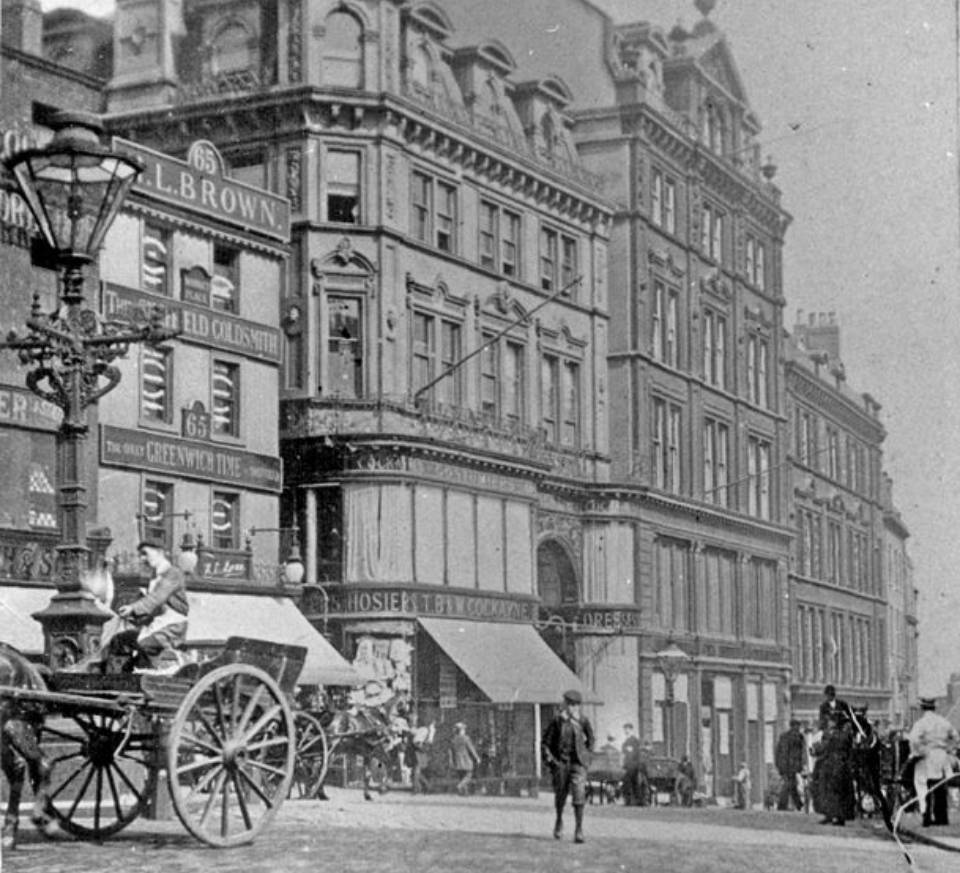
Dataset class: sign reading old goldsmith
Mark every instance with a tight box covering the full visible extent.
[312,584,538,624]
[103,283,282,364]
[101,425,282,493]
[113,138,290,242]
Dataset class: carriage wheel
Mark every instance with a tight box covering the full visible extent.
[166,664,296,847]
[291,712,329,799]
[41,708,153,839]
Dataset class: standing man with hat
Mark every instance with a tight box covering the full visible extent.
[908,697,959,827]
[449,721,480,795]
[542,689,594,844]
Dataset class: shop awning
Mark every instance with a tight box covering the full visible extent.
[418,617,595,705]
[0,586,53,655]
[188,592,361,687]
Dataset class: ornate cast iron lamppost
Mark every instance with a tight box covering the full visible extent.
[655,640,691,758]
[0,111,179,667]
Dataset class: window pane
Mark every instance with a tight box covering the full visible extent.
[541,356,558,440]
[439,321,462,405]
[504,341,524,422]
[412,173,431,243]
[142,481,173,545]
[327,151,360,223]
[540,228,557,291]
[412,311,434,394]
[212,492,239,549]
[502,212,520,276]
[212,244,239,313]
[561,236,577,290]
[437,183,456,252]
[141,346,172,423]
[562,361,579,445]
[327,296,362,397]
[212,360,239,436]
[481,337,498,418]
[142,223,170,296]
[479,202,496,267]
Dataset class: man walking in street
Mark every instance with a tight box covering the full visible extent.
[908,697,959,827]
[620,723,641,805]
[449,722,480,796]
[775,719,806,811]
[542,689,594,843]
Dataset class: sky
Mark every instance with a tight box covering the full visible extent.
[37,1,960,695]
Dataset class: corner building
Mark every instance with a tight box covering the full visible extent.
[103,0,614,781]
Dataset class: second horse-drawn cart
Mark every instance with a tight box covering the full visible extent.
[2,636,305,848]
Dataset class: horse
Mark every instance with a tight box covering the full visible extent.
[1,565,115,849]
[843,703,894,832]
[323,694,409,801]
[0,642,56,850]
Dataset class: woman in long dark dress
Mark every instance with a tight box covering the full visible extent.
[813,715,856,825]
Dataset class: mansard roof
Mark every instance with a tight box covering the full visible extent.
[514,75,574,110]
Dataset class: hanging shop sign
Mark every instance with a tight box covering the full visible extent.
[543,604,643,633]
[103,283,282,364]
[317,584,538,623]
[0,385,61,432]
[114,138,290,242]
[100,424,282,493]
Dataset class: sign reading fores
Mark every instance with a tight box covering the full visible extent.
[113,138,290,242]
[101,425,281,493]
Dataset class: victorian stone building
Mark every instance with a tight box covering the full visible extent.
[0,0,919,803]
[787,312,918,728]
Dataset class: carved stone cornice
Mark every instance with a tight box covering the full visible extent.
[785,362,885,443]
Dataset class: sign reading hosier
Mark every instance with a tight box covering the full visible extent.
[112,138,291,242]
[101,425,282,493]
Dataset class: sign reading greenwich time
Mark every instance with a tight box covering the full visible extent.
[103,283,281,364]
[101,425,282,493]
[112,138,290,242]
[319,585,538,624]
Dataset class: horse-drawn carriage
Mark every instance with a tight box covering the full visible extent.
[1,636,305,848]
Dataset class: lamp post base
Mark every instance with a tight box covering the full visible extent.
[32,591,113,670]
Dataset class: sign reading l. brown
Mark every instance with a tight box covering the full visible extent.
[101,425,282,493]
[113,138,290,242]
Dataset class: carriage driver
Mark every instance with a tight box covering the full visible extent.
[69,537,189,673]
[118,538,190,670]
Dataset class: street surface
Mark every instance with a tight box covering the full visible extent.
[3,789,960,873]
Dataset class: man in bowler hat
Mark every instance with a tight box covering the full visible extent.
[542,689,594,843]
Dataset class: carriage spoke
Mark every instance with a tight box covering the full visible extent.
[231,771,255,828]
[94,767,104,832]
[178,728,222,756]
[240,704,283,746]
[182,758,225,800]
[197,769,227,831]
[48,757,92,800]
[243,757,289,780]
[220,770,232,837]
[236,684,267,734]
[212,682,231,738]
[111,758,147,802]
[245,735,292,754]
[65,763,97,820]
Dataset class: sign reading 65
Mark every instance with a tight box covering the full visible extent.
[181,401,212,441]
[186,140,224,177]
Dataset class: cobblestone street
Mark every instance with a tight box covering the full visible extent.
[3,790,959,873]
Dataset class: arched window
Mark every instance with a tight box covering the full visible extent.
[211,21,253,75]
[537,540,580,607]
[322,11,363,88]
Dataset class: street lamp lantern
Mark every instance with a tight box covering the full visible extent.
[1,110,179,668]
[655,640,691,690]
[246,525,305,585]
[8,112,142,273]
[655,640,690,757]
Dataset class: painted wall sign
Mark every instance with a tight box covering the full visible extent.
[0,537,57,582]
[101,425,282,493]
[0,386,62,431]
[113,138,290,242]
[103,283,282,364]
[545,605,643,633]
[314,584,538,623]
